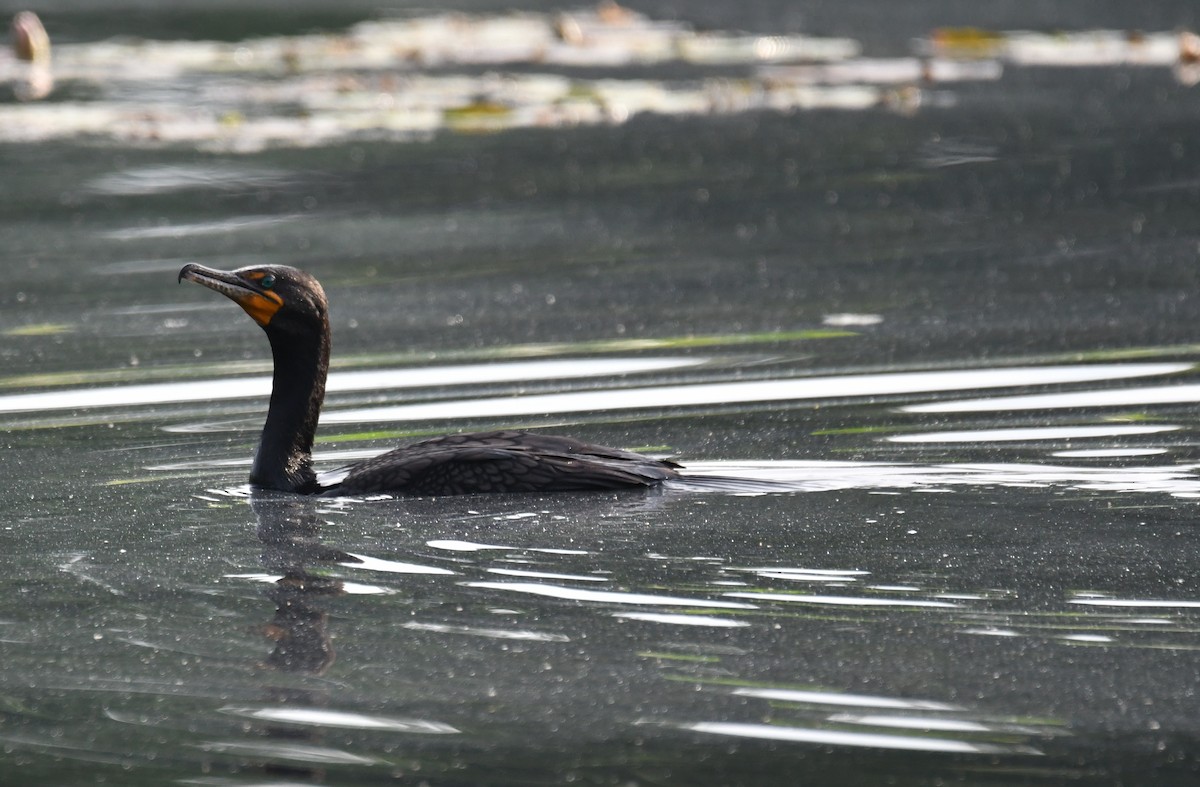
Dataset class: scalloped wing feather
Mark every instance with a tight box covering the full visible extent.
[329,430,680,495]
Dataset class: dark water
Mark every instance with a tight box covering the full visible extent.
[4,2,1200,784]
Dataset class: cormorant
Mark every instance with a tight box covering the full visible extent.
[178,263,681,495]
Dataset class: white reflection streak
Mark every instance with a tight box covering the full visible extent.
[401,621,570,642]
[826,714,992,732]
[1069,598,1200,609]
[904,382,1200,413]
[463,581,757,609]
[1052,448,1167,458]
[683,722,1011,754]
[0,357,701,414]
[486,567,608,582]
[734,566,870,576]
[427,539,589,555]
[342,552,456,575]
[1003,30,1181,66]
[194,741,378,764]
[679,460,1200,498]
[732,688,960,711]
[887,424,1179,443]
[85,165,294,196]
[1061,634,1113,643]
[224,572,394,595]
[319,363,1192,423]
[734,566,870,582]
[962,627,1020,637]
[613,612,750,627]
[218,706,459,733]
[723,592,958,608]
[103,214,300,240]
[751,571,860,582]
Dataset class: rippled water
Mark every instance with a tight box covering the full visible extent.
[5,1,1200,784]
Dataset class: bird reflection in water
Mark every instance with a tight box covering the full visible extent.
[249,491,361,780]
[252,490,359,675]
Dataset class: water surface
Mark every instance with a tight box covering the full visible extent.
[4,2,1200,784]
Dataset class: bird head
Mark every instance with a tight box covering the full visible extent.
[179,263,328,334]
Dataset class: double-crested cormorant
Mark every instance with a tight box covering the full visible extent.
[179,264,681,496]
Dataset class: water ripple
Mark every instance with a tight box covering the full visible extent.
[218,705,459,733]
[401,621,570,642]
[724,592,960,609]
[0,357,700,415]
[319,363,1191,424]
[680,721,1028,754]
[194,740,378,765]
[614,612,750,627]
[888,424,1180,443]
[463,581,757,609]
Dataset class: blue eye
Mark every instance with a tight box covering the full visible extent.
[260,274,275,289]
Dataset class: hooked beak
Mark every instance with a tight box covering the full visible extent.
[179,263,283,327]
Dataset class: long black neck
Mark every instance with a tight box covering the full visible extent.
[251,321,330,494]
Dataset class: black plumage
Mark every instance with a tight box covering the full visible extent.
[179,263,681,496]
[337,429,680,495]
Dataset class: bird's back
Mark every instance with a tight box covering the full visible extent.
[329,430,680,495]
